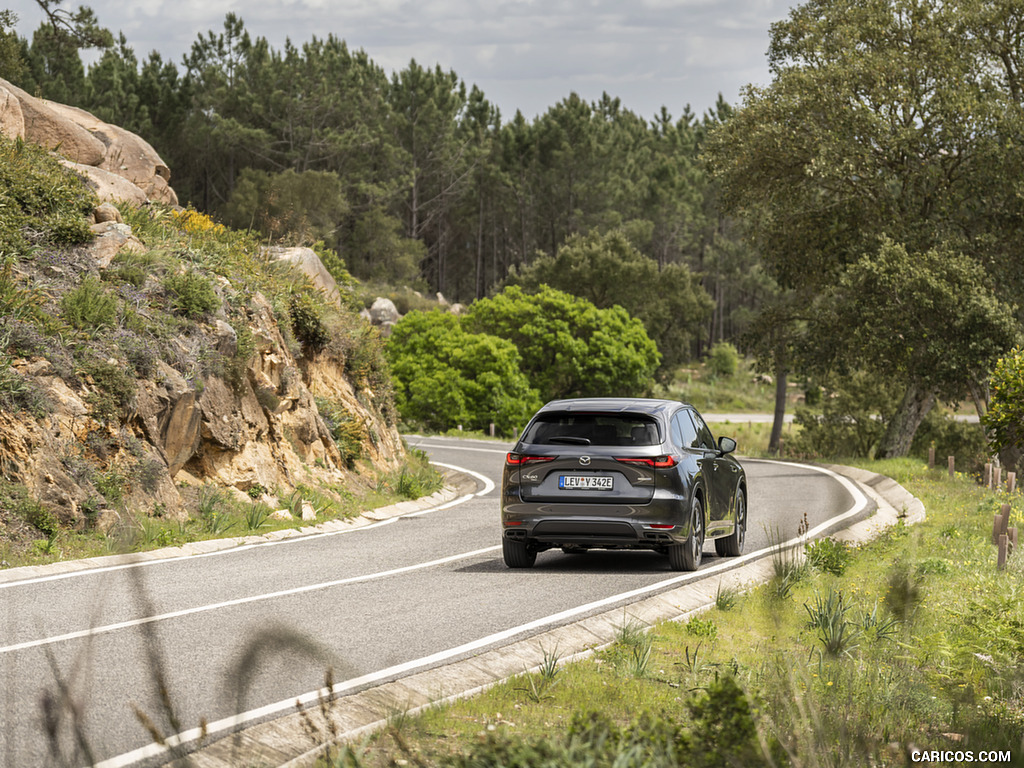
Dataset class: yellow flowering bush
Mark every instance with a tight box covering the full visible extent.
[172,208,225,236]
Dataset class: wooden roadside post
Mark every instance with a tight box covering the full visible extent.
[948,456,955,478]
[985,463,993,489]
[995,466,1003,493]
[1010,472,1017,495]
[993,504,1016,571]
[992,503,1011,545]
[928,446,935,469]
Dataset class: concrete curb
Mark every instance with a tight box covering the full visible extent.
[0,467,476,587]
[178,462,925,768]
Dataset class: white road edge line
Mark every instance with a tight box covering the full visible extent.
[0,463,487,592]
[431,461,496,496]
[94,460,869,768]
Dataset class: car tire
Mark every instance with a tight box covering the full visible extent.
[669,495,704,571]
[715,488,746,558]
[503,537,536,568]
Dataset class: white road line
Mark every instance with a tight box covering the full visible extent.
[0,463,489,592]
[0,544,502,657]
[94,460,870,768]
[431,461,496,496]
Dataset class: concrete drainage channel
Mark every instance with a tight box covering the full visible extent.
[175,462,924,768]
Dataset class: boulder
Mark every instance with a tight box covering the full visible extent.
[0,77,178,206]
[93,203,123,224]
[86,221,146,268]
[0,79,107,165]
[266,246,342,307]
[0,84,24,139]
[369,297,400,325]
[59,158,148,206]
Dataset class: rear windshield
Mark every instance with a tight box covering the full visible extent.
[522,413,662,446]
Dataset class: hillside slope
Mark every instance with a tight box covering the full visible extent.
[0,118,404,555]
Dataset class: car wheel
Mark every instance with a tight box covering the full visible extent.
[561,546,588,554]
[715,488,746,557]
[669,495,704,571]
[503,537,537,568]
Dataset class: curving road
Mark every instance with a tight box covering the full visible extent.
[0,436,872,767]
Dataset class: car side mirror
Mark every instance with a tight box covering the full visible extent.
[718,436,737,455]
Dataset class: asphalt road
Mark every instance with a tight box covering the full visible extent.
[0,437,871,767]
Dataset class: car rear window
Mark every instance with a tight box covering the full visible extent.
[522,413,662,446]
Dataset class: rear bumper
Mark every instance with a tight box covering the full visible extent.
[501,499,691,547]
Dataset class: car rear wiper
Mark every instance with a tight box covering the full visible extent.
[547,436,592,445]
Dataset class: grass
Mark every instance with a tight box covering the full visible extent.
[316,459,1024,768]
[657,356,801,414]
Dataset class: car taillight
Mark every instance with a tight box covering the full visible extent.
[506,453,556,466]
[615,456,677,468]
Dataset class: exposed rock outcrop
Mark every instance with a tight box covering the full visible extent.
[0,77,178,206]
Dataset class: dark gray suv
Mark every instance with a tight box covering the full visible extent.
[500,398,747,570]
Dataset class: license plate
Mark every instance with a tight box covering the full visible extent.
[559,475,613,490]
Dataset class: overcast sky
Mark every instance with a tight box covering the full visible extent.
[10,0,798,122]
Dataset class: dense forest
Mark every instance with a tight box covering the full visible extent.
[0,8,767,355]
[3,0,1024,468]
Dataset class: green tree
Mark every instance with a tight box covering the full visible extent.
[813,242,1018,457]
[0,10,27,82]
[385,310,540,434]
[983,347,1024,474]
[466,285,660,401]
[504,229,713,373]
[705,0,1024,456]
[221,167,349,248]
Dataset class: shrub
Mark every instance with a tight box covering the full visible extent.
[289,292,331,352]
[912,410,989,476]
[79,357,136,421]
[0,134,97,253]
[61,276,118,330]
[805,536,853,575]
[316,397,365,468]
[386,310,541,435]
[163,270,220,318]
[983,346,1024,473]
[790,371,897,458]
[707,341,740,378]
[466,285,660,401]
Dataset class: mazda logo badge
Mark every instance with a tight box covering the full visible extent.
[579,456,591,466]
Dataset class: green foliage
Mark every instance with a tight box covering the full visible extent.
[61,276,118,331]
[705,0,1024,457]
[466,285,660,401]
[315,398,365,469]
[289,292,331,353]
[983,347,1024,472]
[221,167,350,250]
[0,481,60,537]
[706,341,739,379]
[505,229,713,371]
[0,134,96,253]
[804,588,861,657]
[791,372,897,458]
[912,411,990,477]
[162,270,220,318]
[79,356,136,421]
[386,310,540,435]
[805,537,853,576]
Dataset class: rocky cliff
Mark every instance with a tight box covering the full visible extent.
[0,90,404,546]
